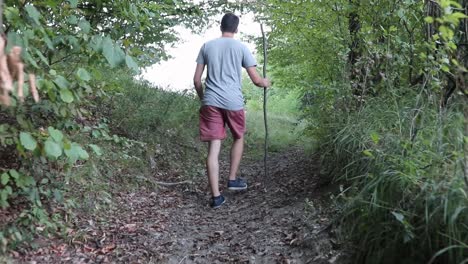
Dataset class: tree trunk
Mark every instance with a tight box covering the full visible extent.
[464,100,468,188]
[462,0,468,187]
[348,0,362,100]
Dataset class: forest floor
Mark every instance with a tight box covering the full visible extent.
[13,149,349,264]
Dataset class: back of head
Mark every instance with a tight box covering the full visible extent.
[221,13,239,33]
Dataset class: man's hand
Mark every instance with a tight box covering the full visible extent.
[262,78,271,88]
[246,67,272,88]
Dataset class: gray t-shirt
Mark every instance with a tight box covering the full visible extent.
[196,38,257,111]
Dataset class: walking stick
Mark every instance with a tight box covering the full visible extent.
[260,24,268,180]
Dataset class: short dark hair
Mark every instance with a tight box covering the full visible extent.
[221,13,239,33]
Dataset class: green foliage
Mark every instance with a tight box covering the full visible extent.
[0,0,213,253]
[243,76,311,152]
[262,0,468,262]
[320,95,468,263]
[110,78,200,142]
[107,77,206,186]
[245,110,310,153]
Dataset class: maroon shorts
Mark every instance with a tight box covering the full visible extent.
[199,105,246,142]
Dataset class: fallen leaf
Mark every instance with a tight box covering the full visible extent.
[83,244,95,253]
[100,243,116,254]
[11,250,20,258]
[121,223,137,232]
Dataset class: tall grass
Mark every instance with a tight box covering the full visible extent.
[245,110,309,152]
[318,92,468,263]
[110,79,200,142]
[243,77,311,153]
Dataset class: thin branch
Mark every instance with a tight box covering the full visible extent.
[153,180,192,187]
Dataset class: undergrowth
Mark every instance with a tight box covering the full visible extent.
[317,91,468,263]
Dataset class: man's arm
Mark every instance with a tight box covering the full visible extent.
[193,63,205,100]
[246,67,271,88]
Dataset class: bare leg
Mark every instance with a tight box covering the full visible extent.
[207,140,222,197]
[229,137,244,180]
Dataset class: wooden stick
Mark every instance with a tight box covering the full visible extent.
[261,24,268,180]
[153,180,192,187]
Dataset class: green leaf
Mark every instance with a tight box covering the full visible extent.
[448,1,462,9]
[65,143,89,162]
[76,68,91,81]
[24,176,35,187]
[392,211,405,223]
[9,170,19,180]
[6,32,23,51]
[1,173,9,185]
[35,49,49,66]
[78,19,91,34]
[89,144,103,156]
[424,16,434,23]
[23,50,39,69]
[370,132,380,144]
[4,7,20,24]
[92,130,101,138]
[363,150,374,158]
[80,149,89,160]
[441,65,450,72]
[54,189,63,202]
[20,132,37,151]
[47,127,63,142]
[25,5,41,25]
[89,35,104,52]
[67,36,79,49]
[125,55,139,73]
[69,0,78,8]
[54,76,69,89]
[102,37,125,67]
[439,25,454,41]
[64,145,79,162]
[43,35,54,50]
[67,15,78,25]
[44,139,62,158]
[60,89,74,103]
[0,190,8,208]
[450,12,468,19]
[5,185,12,195]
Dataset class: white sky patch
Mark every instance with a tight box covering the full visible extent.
[141,13,261,91]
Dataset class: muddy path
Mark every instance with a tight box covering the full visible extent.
[17,149,347,263]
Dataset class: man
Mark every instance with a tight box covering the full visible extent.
[193,13,271,208]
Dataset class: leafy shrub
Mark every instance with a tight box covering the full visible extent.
[0,0,208,253]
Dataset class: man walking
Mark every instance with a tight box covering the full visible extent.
[193,13,271,208]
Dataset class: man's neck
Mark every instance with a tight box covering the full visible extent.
[221,32,235,38]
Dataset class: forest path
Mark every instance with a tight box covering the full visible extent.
[21,149,346,263]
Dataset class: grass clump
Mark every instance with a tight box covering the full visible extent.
[317,91,468,263]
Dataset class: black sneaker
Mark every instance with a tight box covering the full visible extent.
[211,195,226,208]
[227,178,248,191]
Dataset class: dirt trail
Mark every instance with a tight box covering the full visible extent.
[19,149,347,263]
